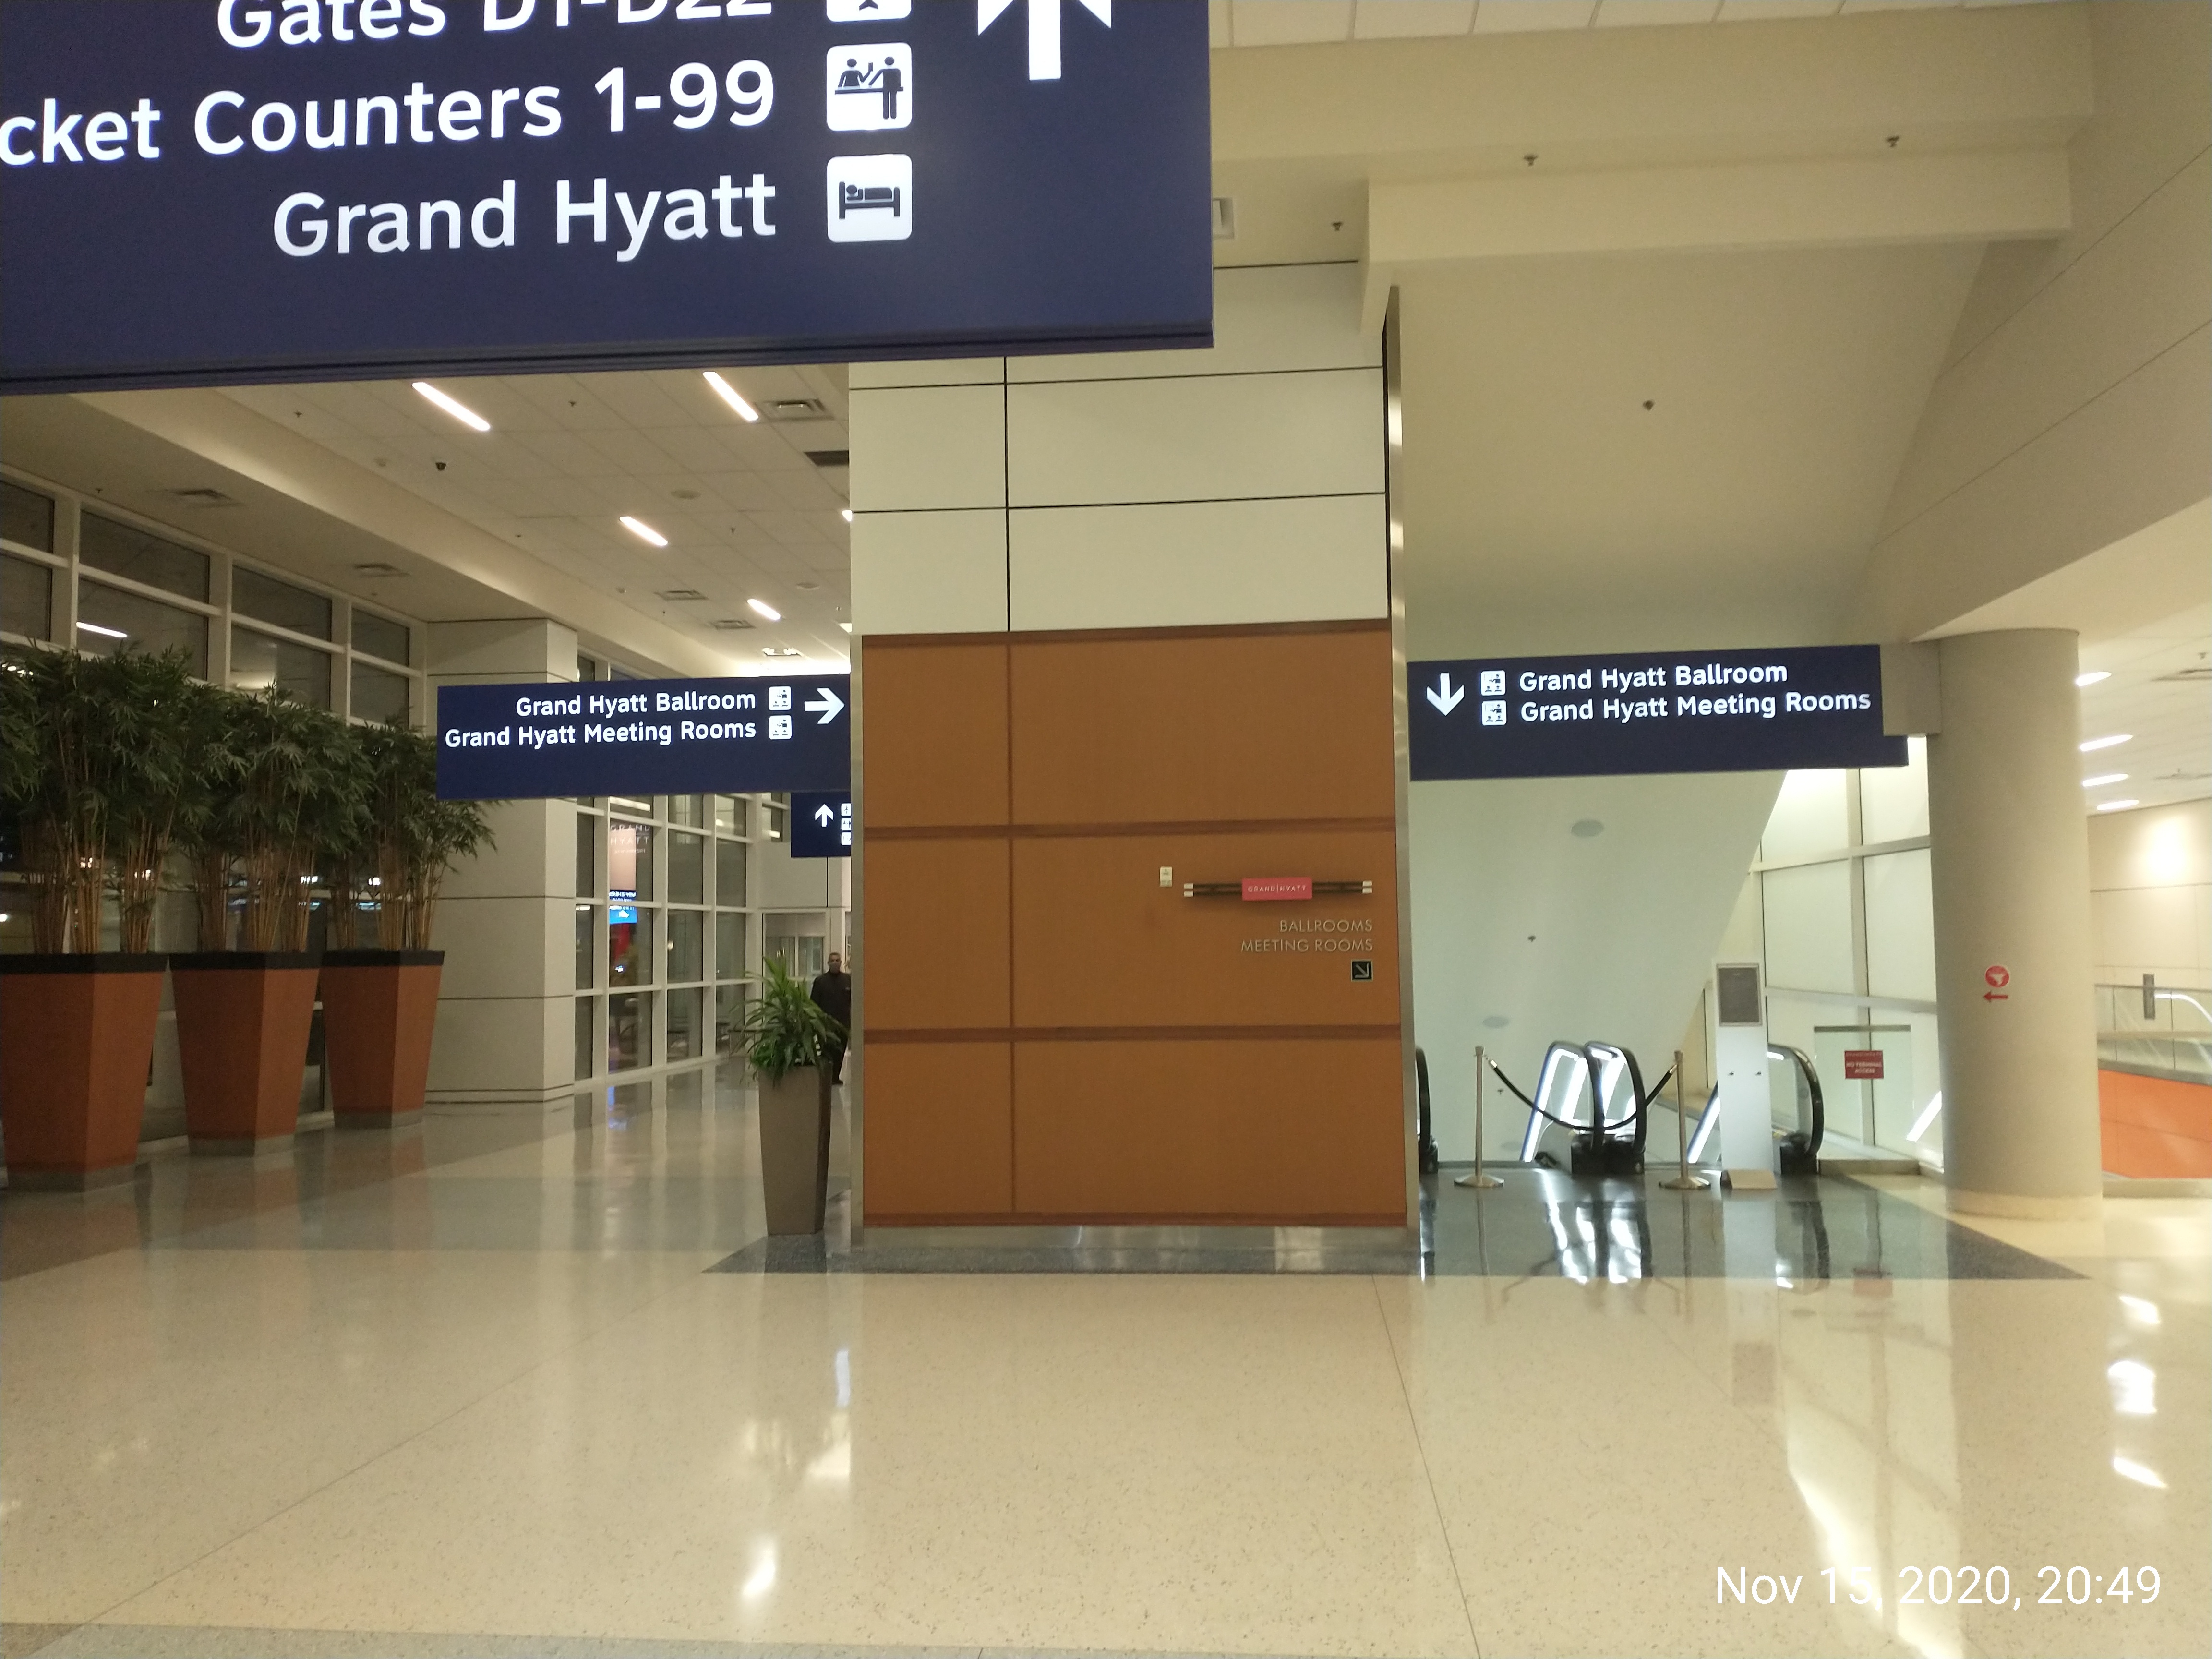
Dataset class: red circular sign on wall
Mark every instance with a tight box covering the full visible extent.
[1985,965,2010,989]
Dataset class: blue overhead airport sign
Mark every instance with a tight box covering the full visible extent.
[789,789,850,858]
[0,0,1211,392]
[1409,645,1903,781]
[437,673,847,798]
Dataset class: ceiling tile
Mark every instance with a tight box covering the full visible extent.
[1232,1,1355,47]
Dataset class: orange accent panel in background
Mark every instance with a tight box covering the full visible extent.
[1010,626,1396,826]
[1011,831,1400,1030]
[859,837,1011,1032]
[2099,1069,2212,1178]
[863,1043,1013,1219]
[1012,1039,1405,1222]
[860,638,1010,827]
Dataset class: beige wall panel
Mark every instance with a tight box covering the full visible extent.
[1008,264,1376,382]
[433,896,568,1000]
[849,385,1006,511]
[860,1043,1012,1220]
[424,997,568,1103]
[1010,626,1396,826]
[850,358,1005,390]
[859,838,1011,1032]
[1011,1039,1405,1222]
[850,508,1007,635]
[1006,370,1383,507]
[2093,887,2211,985]
[1011,831,1401,1030]
[1009,495,1385,631]
[2088,797,2212,890]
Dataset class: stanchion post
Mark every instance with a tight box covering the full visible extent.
[1660,1046,1708,1191]
[1455,1044,1503,1190]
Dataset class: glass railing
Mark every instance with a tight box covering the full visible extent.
[2096,982,2212,1086]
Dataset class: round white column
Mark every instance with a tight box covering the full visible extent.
[1927,629,2102,1218]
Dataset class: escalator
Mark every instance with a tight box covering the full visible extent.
[1487,1040,1670,1177]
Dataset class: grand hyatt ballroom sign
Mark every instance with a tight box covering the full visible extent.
[1410,644,1903,781]
[436,673,848,797]
[0,0,1212,391]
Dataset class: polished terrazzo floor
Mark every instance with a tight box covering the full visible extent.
[3,1064,2205,1659]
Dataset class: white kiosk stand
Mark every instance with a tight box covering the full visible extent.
[1713,962,1777,1191]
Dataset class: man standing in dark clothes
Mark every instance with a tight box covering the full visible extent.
[810,952,852,1083]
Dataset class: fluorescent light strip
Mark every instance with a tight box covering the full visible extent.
[75,620,128,639]
[2096,799,2140,813]
[620,516,668,547]
[2075,670,2111,687]
[703,371,759,422]
[2082,773,2128,788]
[747,598,781,622]
[413,381,490,432]
[2080,733,2132,752]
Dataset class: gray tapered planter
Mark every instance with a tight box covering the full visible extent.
[758,1065,831,1235]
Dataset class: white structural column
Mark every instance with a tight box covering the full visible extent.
[424,618,580,1106]
[1927,628,2102,1217]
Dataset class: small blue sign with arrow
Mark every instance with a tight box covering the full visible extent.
[790,791,854,860]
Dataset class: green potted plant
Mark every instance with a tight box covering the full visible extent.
[738,957,847,1234]
[320,721,491,1127]
[169,689,350,1154]
[0,647,192,1188]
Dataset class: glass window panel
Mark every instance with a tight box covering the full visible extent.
[716,913,744,981]
[609,819,654,901]
[350,660,410,724]
[0,481,55,552]
[232,565,332,640]
[716,839,745,908]
[1760,862,1856,995]
[715,985,746,1059]
[1859,737,1928,844]
[714,795,744,836]
[1864,847,1936,1004]
[2,553,54,641]
[668,832,704,904]
[609,793,652,819]
[232,624,333,708]
[666,910,702,982]
[608,992,648,1071]
[667,794,703,827]
[575,904,596,990]
[610,907,654,986]
[76,580,209,674]
[666,988,702,1062]
[577,652,601,681]
[766,931,824,980]
[766,801,785,841]
[1760,770,1848,862]
[352,608,411,665]
[576,809,598,898]
[575,998,596,1082]
[80,513,209,601]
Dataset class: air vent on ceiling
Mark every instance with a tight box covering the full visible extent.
[169,486,239,507]
[351,561,406,577]
[765,398,827,421]
[804,449,850,469]
[2154,667,2212,682]
[658,588,707,601]
[709,617,755,630]
[762,646,803,658]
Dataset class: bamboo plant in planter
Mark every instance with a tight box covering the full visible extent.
[0,647,196,1188]
[738,958,847,1235]
[320,721,491,1128]
[169,689,357,1154]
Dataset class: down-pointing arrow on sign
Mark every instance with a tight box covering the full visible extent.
[980,0,1111,82]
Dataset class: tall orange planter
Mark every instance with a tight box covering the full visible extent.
[169,951,320,1154]
[0,955,166,1189]
[320,950,444,1126]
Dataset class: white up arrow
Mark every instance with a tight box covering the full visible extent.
[814,804,837,826]
[979,0,1110,82]
[803,686,845,725]
[1426,672,1466,715]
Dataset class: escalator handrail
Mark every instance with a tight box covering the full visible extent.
[1766,1041,1825,1154]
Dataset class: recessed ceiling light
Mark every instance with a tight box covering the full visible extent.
[747,598,781,622]
[76,620,128,639]
[2082,773,2128,788]
[620,516,668,547]
[413,381,490,432]
[2080,733,2132,752]
[703,371,759,422]
[2075,670,2111,687]
[2096,799,2140,812]
[841,508,854,523]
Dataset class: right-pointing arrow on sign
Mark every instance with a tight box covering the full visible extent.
[1426,672,1465,715]
[804,687,845,725]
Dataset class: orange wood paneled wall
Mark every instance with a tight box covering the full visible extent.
[2099,1069,2212,1178]
[860,621,1407,1226]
